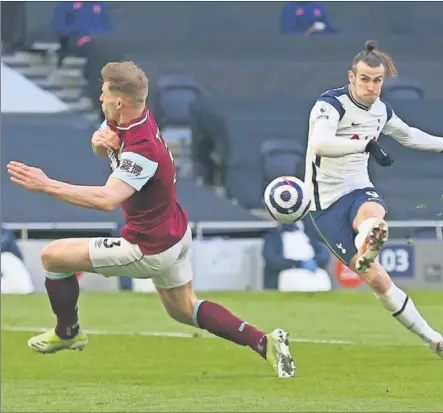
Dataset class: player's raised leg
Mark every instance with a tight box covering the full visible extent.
[353,201,389,273]
[27,238,92,354]
[155,279,295,378]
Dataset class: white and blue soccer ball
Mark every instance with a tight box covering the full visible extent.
[264,176,311,223]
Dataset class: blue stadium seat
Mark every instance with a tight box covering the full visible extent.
[154,75,203,177]
[260,139,306,192]
[382,77,424,100]
[156,75,202,127]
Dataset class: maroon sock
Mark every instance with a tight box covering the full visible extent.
[45,275,80,339]
[195,300,267,359]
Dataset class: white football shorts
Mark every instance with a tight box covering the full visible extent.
[88,225,193,289]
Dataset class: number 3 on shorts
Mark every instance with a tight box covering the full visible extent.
[103,239,121,248]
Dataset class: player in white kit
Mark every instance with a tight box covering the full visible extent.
[305,41,443,357]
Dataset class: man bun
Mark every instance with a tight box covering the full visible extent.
[351,40,398,77]
[365,40,377,53]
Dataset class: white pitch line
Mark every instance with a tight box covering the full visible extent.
[1,325,356,345]
[291,337,355,345]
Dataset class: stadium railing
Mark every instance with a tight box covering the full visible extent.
[3,220,442,241]
[3,222,117,240]
[386,220,443,241]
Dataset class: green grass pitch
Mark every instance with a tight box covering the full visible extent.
[2,290,442,412]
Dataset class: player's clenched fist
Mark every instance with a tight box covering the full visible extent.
[91,128,120,157]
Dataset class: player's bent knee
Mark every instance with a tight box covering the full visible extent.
[41,238,93,273]
[41,241,63,272]
[353,202,387,231]
[359,201,386,218]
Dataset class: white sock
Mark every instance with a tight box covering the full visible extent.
[377,284,441,343]
[354,218,378,250]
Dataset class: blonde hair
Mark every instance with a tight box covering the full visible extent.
[352,40,398,77]
[101,61,149,106]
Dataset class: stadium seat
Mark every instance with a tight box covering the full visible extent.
[151,75,202,177]
[382,77,424,100]
[260,139,306,192]
[156,75,202,127]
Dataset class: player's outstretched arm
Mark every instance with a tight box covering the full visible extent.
[7,161,135,211]
[382,110,443,153]
[46,177,135,211]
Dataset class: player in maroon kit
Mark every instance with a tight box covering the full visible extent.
[7,61,295,378]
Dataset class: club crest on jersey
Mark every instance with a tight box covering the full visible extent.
[315,103,331,121]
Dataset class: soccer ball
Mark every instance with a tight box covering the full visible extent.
[264,176,311,223]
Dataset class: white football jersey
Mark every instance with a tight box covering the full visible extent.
[304,85,443,211]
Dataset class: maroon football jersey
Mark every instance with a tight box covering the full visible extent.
[107,107,188,254]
